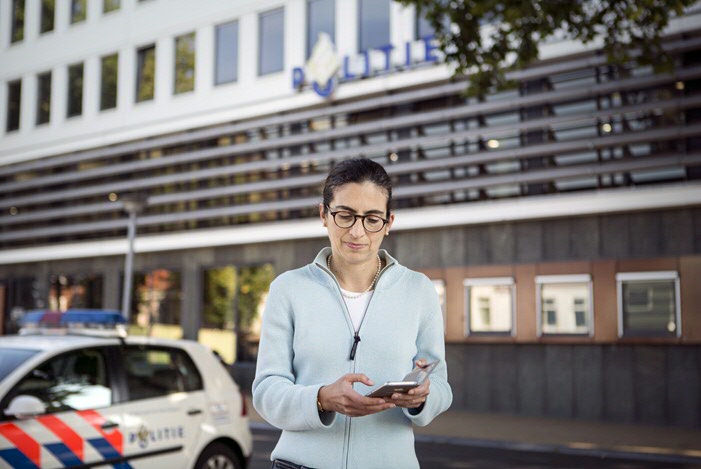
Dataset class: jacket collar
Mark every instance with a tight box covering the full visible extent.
[311,247,400,290]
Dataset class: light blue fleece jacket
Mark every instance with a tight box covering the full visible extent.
[252,248,453,469]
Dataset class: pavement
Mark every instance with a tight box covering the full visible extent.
[244,395,701,466]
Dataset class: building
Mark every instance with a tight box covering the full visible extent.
[1,0,701,428]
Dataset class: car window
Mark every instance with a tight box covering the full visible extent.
[0,348,39,381]
[5,348,111,415]
[122,346,203,401]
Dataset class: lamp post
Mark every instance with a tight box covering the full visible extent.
[120,193,148,322]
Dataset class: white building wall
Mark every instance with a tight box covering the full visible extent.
[1,0,699,167]
[0,0,11,51]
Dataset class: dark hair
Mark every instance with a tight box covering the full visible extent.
[322,158,392,217]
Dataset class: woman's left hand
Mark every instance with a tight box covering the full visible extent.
[388,359,430,409]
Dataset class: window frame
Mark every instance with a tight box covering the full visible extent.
[430,279,447,334]
[214,20,239,85]
[258,7,285,76]
[119,345,203,402]
[11,0,25,43]
[40,0,55,34]
[0,347,115,419]
[135,44,156,103]
[6,79,22,132]
[174,31,196,95]
[66,62,84,118]
[103,0,120,14]
[100,52,119,111]
[535,274,594,337]
[70,0,87,24]
[616,271,681,338]
[36,70,52,126]
[358,0,390,52]
[306,0,335,59]
[463,277,516,337]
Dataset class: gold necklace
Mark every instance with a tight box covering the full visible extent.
[327,254,382,299]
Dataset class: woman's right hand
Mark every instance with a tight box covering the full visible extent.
[317,373,395,417]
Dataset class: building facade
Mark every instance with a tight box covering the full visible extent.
[1,0,701,428]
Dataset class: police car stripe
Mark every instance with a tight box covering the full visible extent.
[45,442,83,466]
[39,415,84,462]
[0,423,41,467]
[77,410,123,454]
[87,437,134,469]
[0,447,39,468]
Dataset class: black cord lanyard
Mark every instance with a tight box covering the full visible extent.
[343,293,372,361]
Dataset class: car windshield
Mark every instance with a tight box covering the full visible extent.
[0,348,40,381]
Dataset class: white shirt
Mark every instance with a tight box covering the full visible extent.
[339,288,374,332]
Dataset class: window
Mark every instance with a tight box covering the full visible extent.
[6,80,22,132]
[40,0,55,34]
[48,273,103,311]
[100,53,118,110]
[0,349,38,382]
[36,71,52,125]
[67,62,84,117]
[1,277,41,335]
[536,275,593,336]
[11,0,25,43]
[122,347,202,401]
[415,10,449,40]
[464,277,515,335]
[5,349,111,413]
[174,32,196,94]
[432,279,447,332]
[358,0,389,51]
[215,21,239,85]
[103,0,120,13]
[416,11,433,40]
[71,0,86,23]
[307,0,335,58]
[136,44,156,102]
[200,264,274,363]
[129,269,181,338]
[617,271,680,337]
[259,8,285,75]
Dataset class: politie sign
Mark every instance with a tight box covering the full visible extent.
[293,32,440,98]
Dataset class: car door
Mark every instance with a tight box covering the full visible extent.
[0,347,126,468]
[116,345,206,468]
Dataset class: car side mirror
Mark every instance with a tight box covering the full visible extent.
[4,395,46,419]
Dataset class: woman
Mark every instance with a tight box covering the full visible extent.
[253,157,452,469]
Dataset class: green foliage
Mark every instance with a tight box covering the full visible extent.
[100,54,119,110]
[12,0,25,42]
[237,264,275,331]
[137,47,156,102]
[202,264,275,332]
[174,32,196,94]
[399,0,698,96]
[71,0,86,24]
[203,266,237,328]
[104,0,120,13]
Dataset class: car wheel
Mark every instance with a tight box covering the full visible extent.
[194,442,242,469]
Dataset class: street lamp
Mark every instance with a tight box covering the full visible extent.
[120,192,148,322]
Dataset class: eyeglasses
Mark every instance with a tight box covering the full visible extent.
[327,206,388,233]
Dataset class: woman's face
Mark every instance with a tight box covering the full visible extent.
[319,182,394,267]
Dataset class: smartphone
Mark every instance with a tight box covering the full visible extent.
[366,381,419,398]
[365,360,439,398]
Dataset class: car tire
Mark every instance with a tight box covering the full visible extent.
[194,442,242,469]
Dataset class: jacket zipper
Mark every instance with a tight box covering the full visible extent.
[319,259,393,469]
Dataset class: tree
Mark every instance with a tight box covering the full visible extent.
[399,0,698,95]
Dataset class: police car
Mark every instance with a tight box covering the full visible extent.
[0,310,252,469]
